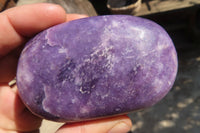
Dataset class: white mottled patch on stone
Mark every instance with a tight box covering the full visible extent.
[122,46,134,56]
[157,44,169,51]
[130,26,145,40]
[50,63,56,70]
[45,30,58,46]
[153,78,163,93]
[71,97,78,104]
[132,64,142,75]
[74,76,82,86]
[42,86,63,116]
[139,30,145,39]
[42,86,64,118]
[102,93,109,99]
[28,42,40,54]
[91,44,115,73]
[42,86,51,113]
[114,81,125,89]
[111,55,120,64]
[155,62,164,73]
[58,47,68,54]
[91,44,113,57]
[80,106,90,114]
[17,59,34,88]
[111,20,119,28]
[124,55,135,59]
[136,49,157,62]
[136,42,147,52]
[115,107,121,112]
[100,20,122,44]
[79,87,88,94]
[102,16,108,21]
[99,36,110,47]
[168,81,172,86]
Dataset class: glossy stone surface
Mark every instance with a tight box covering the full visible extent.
[16,15,178,122]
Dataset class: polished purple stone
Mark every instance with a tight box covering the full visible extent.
[16,15,178,122]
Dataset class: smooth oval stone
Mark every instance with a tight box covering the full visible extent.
[16,15,178,122]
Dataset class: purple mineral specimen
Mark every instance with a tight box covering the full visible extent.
[16,15,178,122]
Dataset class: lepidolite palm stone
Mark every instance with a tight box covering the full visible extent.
[16,15,178,122]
